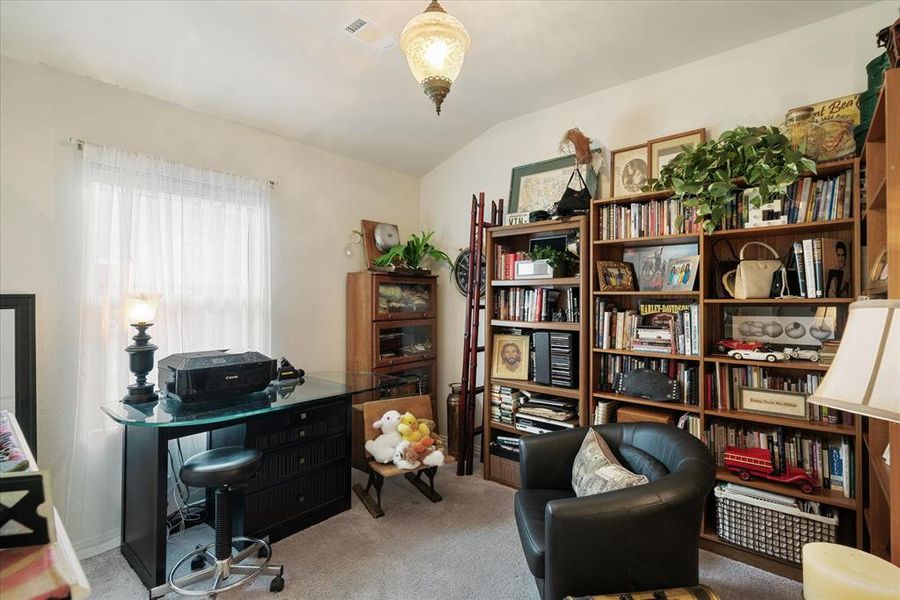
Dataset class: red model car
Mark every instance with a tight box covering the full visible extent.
[714,339,772,354]
[724,446,819,494]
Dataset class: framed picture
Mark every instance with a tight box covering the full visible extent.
[731,314,836,347]
[491,334,530,380]
[610,144,648,198]
[803,94,860,161]
[508,150,602,214]
[648,129,706,179]
[623,243,698,291]
[662,255,700,292]
[738,386,809,421]
[595,261,635,292]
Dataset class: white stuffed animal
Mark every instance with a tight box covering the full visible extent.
[392,440,421,470]
[422,448,445,467]
[364,410,402,463]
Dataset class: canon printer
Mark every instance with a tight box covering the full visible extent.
[158,350,277,402]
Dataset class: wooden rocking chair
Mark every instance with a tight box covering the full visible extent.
[352,395,455,518]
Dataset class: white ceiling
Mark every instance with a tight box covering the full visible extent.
[0,1,873,175]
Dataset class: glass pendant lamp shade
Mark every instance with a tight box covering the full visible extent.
[400,0,470,115]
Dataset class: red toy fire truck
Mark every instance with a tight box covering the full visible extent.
[723,446,819,494]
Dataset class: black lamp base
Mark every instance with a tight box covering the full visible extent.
[122,384,159,405]
[122,322,159,405]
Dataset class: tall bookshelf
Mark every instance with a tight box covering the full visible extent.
[589,158,865,580]
[482,217,590,488]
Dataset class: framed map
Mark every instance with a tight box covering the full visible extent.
[508,149,603,214]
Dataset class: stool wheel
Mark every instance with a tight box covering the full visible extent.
[190,555,206,571]
[270,575,285,593]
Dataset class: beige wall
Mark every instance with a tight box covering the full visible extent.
[419,2,896,436]
[0,55,419,554]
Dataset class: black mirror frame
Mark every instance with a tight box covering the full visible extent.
[1,294,37,454]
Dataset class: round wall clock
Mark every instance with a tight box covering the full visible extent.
[453,249,486,298]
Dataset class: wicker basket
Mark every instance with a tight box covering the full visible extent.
[713,485,838,564]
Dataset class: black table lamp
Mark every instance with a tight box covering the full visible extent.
[122,293,161,404]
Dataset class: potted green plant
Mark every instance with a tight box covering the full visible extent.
[644,125,817,233]
[527,246,579,277]
[373,230,451,273]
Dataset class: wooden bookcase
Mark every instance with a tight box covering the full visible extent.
[589,158,865,580]
[482,217,591,487]
[860,67,900,566]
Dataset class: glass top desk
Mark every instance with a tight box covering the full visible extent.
[101,371,409,594]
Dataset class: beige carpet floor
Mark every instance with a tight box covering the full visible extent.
[83,465,802,599]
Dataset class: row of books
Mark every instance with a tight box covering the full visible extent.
[495,249,527,280]
[594,300,700,356]
[489,385,522,426]
[790,237,850,298]
[494,287,579,323]
[515,393,579,433]
[706,423,854,497]
[783,170,853,223]
[677,413,702,440]
[596,354,700,405]
[493,435,520,455]
[597,198,701,241]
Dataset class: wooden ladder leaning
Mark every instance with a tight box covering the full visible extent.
[457,192,502,475]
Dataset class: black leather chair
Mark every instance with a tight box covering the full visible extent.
[514,423,715,600]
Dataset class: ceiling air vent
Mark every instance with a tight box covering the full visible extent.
[341,14,397,53]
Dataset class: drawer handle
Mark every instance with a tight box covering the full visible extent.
[300,412,307,420]
[299,430,306,437]
[298,495,305,504]
[298,457,306,465]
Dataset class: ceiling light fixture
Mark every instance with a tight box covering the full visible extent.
[400,0,470,115]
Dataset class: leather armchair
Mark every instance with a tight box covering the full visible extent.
[514,423,715,600]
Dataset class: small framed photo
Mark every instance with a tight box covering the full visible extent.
[738,386,809,421]
[610,144,649,198]
[492,334,530,380]
[662,255,700,292]
[647,129,706,179]
[595,261,635,292]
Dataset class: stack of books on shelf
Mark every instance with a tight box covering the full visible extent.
[594,300,699,356]
[705,423,854,498]
[593,400,618,424]
[597,198,701,240]
[817,340,840,366]
[489,385,522,426]
[597,354,699,405]
[515,394,578,434]
[492,435,520,456]
[494,249,528,280]
[495,287,579,323]
[790,238,850,299]
[677,413,702,439]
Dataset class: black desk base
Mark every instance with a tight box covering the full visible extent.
[120,394,352,592]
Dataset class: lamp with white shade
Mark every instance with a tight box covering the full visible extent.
[122,293,161,404]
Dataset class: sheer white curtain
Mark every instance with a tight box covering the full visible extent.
[63,144,271,553]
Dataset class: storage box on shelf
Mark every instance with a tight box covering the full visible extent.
[588,156,865,580]
[482,217,590,488]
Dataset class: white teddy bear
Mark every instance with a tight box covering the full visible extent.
[364,410,402,463]
[392,440,421,470]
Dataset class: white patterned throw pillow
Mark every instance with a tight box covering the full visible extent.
[571,429,649,497]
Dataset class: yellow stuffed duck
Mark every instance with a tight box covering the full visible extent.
[397,412,430,443]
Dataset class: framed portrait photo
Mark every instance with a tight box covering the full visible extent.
[610,144,648,198]
[595,261,636,292]
[491,334,530,380]
[661,254,700,292]
[648,129,706,179]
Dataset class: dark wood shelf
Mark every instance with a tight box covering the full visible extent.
[489,217,585,239]
[593,391,700,413]
[593,290,699,297]
[593,347,700,361]
[704,356,830,371]
[704,297,853,305]
[491,277,580,287]
[705,408,855,435]
[716,468,857,509]
[708,218,855,238]
[490,319,580,331]
[490,378,581,400]
[593,233,699,247]
[489,421,524,435]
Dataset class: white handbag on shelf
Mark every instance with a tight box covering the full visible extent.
[721,241,781,299]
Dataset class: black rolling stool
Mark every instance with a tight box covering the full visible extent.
[162,447,284,597]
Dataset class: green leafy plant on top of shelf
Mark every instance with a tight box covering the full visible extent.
[643,126,817,233]
[528,246,579,276]
[373,230,452,271]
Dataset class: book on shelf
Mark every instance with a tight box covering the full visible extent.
[489,384,523,426]
[494,287,579,323]
[517,396,577,423]
[514,414,577,434]
[494,435,521,454]
[593,400,618,424]
[791,237,850,299]
[677,412,702,440]
[596,354,699,405]
[495,248,528,280]
[715,169,853,230]
[597,197,701,240]
[593,299,699,356]
[705,422,854,497]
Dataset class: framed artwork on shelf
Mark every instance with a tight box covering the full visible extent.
[738,386,809,421]
[662,255,700,292]
[647,129,706,179]
[596,261,636,292]
[609,144,648,197]
[622,243,698,292]
[491,334,530,380]
[727,307,837,348]
[508,150,602,214]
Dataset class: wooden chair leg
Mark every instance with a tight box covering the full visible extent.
[353,470,386,518]
[405,467,442,503]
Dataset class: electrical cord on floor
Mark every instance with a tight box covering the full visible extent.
[165,443,207,541]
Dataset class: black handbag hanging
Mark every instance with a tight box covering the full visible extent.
[554,167,592,216]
